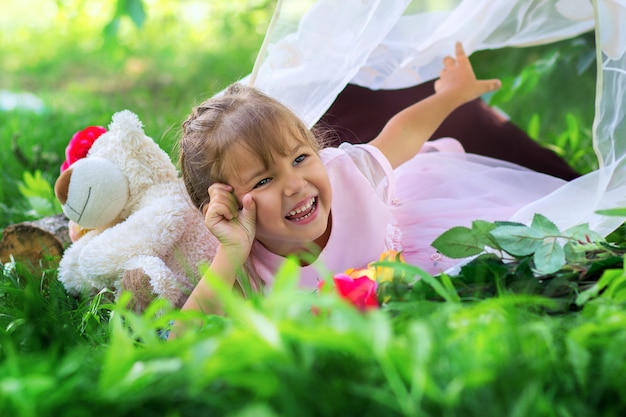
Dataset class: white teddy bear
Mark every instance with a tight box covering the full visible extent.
[54,110,217,310]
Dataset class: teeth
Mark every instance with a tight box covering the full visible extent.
[293,211,313,221]
[288,197,315,216]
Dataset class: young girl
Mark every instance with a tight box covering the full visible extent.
[178,42,566,313]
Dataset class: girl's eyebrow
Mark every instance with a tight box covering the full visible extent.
[240,143,305,186]
[289,143,304,154]
[242,167,267,187]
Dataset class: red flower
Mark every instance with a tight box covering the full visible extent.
[318,273,379,311]
[60,126,107,172]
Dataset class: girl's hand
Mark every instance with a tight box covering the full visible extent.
[172,184,255,324]
[434,42,501,106]
[203,183,257,264]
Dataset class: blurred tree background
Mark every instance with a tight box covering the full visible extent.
[0,0,597,229]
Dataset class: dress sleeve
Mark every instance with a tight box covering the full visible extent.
[337,142,396,203]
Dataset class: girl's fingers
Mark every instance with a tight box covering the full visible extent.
[240,194,257,227]
[442,55,455,68]
[455,41,467,60]
[207,184,239,220]
[447,42,470,71]
[435,41,501,100]
[205,203,231,225]
[478,78,502,93]
[208,183,233,195]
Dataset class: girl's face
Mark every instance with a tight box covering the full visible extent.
[226,137,332,258]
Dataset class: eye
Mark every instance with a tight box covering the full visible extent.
[293,154,307,166]
[254,178,271,189]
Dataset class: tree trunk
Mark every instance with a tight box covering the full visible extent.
[0,213,70,272]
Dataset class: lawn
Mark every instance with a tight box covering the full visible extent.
[0,0,270,227]
[2,2,625,416]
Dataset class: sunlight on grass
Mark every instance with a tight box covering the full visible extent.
[0,0,271,226]
[2,252,626,415]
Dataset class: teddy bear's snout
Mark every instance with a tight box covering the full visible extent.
[55,167,73,205]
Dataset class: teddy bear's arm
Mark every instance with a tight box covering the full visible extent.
[74,196,188,277]
[58,230,102,294]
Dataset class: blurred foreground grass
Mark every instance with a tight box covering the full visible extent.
[2,253,626,416]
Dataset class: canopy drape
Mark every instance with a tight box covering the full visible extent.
[249,0,626,235]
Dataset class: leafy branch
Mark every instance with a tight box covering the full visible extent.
[432,214,613,275]
[378,214,625,313]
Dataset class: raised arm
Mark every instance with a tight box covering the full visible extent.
[369,42,501,169]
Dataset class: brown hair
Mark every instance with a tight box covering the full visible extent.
[179,83,323,213]
[179,84,326,293]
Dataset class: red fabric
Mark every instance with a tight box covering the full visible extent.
[316,81,579,181]
[61,126,107,173]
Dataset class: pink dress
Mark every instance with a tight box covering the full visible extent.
[250,139,566,288]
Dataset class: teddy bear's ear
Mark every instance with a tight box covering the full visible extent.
[108,110,146,148]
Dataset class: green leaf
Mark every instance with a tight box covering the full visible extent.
[104,0,146,38]
[439,273,461,303]
[566,337,591,387]
[533,238,566,274]
[17,170,61,217]
[271,256,301,293]
[494,220,528,227]
[457,253,508,297]
[490,225,544,256]
[18,171,51,198]
[513,257,536,281]
[471,220,501,249]
[596,207,626,217]
[563,241,587,264]
[26,196,53,215]
[384,262,460,303]
[527,113,541,139]
[565,113,580,149]
[201,266,283,349]
[585,256,623,279]
[576,269,625,306]
[531,213,561,235]
[103,18,121,38]
[124,0,147,28]
[458,252,504,273]
[598,268,626,303]
[432,226,486,258]
[563,223,605,244]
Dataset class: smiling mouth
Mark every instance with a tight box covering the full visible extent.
[285,197,317,222]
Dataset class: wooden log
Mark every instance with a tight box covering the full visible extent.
[0,213,71,272]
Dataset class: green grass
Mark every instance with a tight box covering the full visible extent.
[1,0,270,228]
[2,252,626,416]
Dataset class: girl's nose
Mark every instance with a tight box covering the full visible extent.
[284,174,306,196]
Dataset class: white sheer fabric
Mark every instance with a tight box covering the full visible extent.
[510,0,626,233]
[248,0,626,236]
